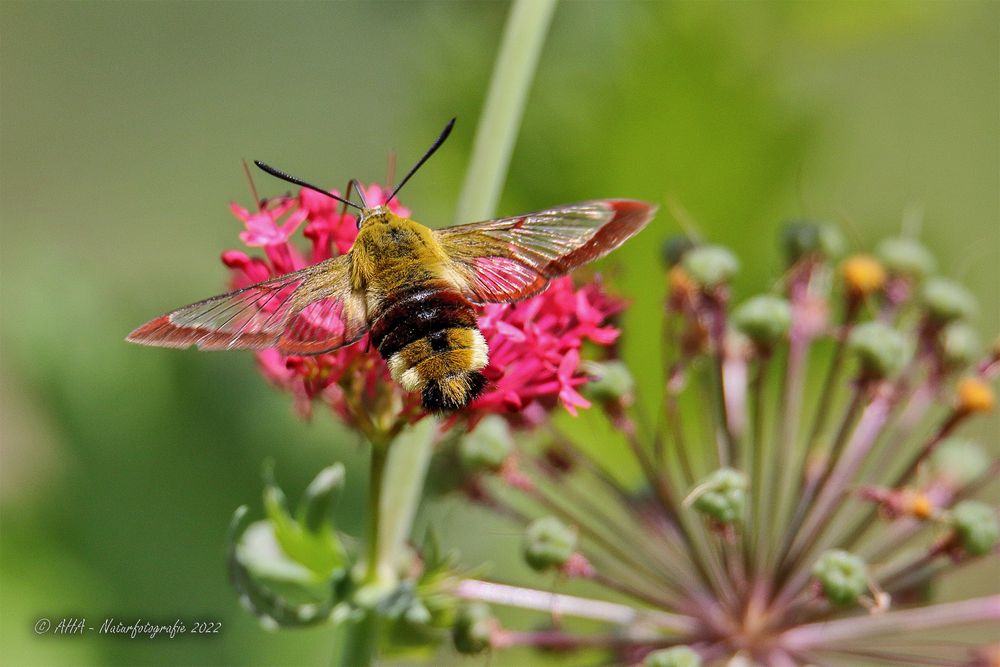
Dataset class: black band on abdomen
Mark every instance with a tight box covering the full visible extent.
[370,287,477,358]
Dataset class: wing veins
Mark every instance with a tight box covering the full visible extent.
[216,286,295,349]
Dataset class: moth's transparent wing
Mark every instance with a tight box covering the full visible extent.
[436,200,655,304]
[127,255,368,354]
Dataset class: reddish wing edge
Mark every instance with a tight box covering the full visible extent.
[545,200,656,275]
[127,312,276,350]
[441,199,657,304]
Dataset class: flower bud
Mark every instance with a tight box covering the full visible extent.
[732,295,792,347]
[840,255,887,297]
[939,322,982,368]
[905,491,934,520]
[452,602,494,654]
[582,360,635,402]
[781,220,844,264]
[922,277,977,322]
[681,245,740,288]
[931,439,989,486]
[297,464,345,535]
[812,549,867,606]
[848,321,909,379]
[523,516,576,571]
[876,237,937,279]
[950,501,1000,556]
[644,646,702,667]
[459,415,513,473]
[955,377,995,414]
[690,468,747,524]
[662,235,698,267]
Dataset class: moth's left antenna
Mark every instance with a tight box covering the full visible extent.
[253,160,363,211]
[387,118,455,204]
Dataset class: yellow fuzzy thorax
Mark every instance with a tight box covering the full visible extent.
[350,207,452,302]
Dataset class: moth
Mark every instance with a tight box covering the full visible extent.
[128,120,656,411]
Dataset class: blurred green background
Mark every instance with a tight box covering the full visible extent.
[2,2,997,665]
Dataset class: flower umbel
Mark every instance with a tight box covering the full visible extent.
[443,222,999,665]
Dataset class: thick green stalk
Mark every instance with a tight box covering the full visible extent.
[375,417,437,576]
[364,442,390,585]
[454,0,557,224]
[335,613,378,667]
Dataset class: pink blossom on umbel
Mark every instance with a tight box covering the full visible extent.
[222,185,623,428]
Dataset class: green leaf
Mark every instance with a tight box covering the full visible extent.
[264,473,347,578]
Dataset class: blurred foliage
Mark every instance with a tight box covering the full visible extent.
[1,2,997,665]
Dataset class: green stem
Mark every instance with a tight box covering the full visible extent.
[335,612,378,667]
[454,0,557,223]
[376,417,437,574]
[776,381,866,573]
[748,353,770,575]
[351,420,435,667]
[364,443,390,585]
[804,316,855,452]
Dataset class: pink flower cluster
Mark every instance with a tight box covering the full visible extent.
[221,185,625,428]
[468,277,623,425]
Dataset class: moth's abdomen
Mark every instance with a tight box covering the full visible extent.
[369,284,489,411]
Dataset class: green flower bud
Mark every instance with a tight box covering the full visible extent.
[781,220,844,264]
[922,277,977,322]
[876,237,937,279]
[812,549,867,606]
[939,321,981,367]
[732,295,792,347]
[848,321,909,378]
[297,464,345,535]
[681,245,740,288]
[931,439,989,486]
[951,500,999,556]
[582,360,635,402]
[661,235,698,267]
[452,602,494,654]
[523,516,576,571]
[459,415,513,473]
[691,468,747,524]
[643,646,702,667]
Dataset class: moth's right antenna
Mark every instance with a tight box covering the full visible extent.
[386,118,455,204]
